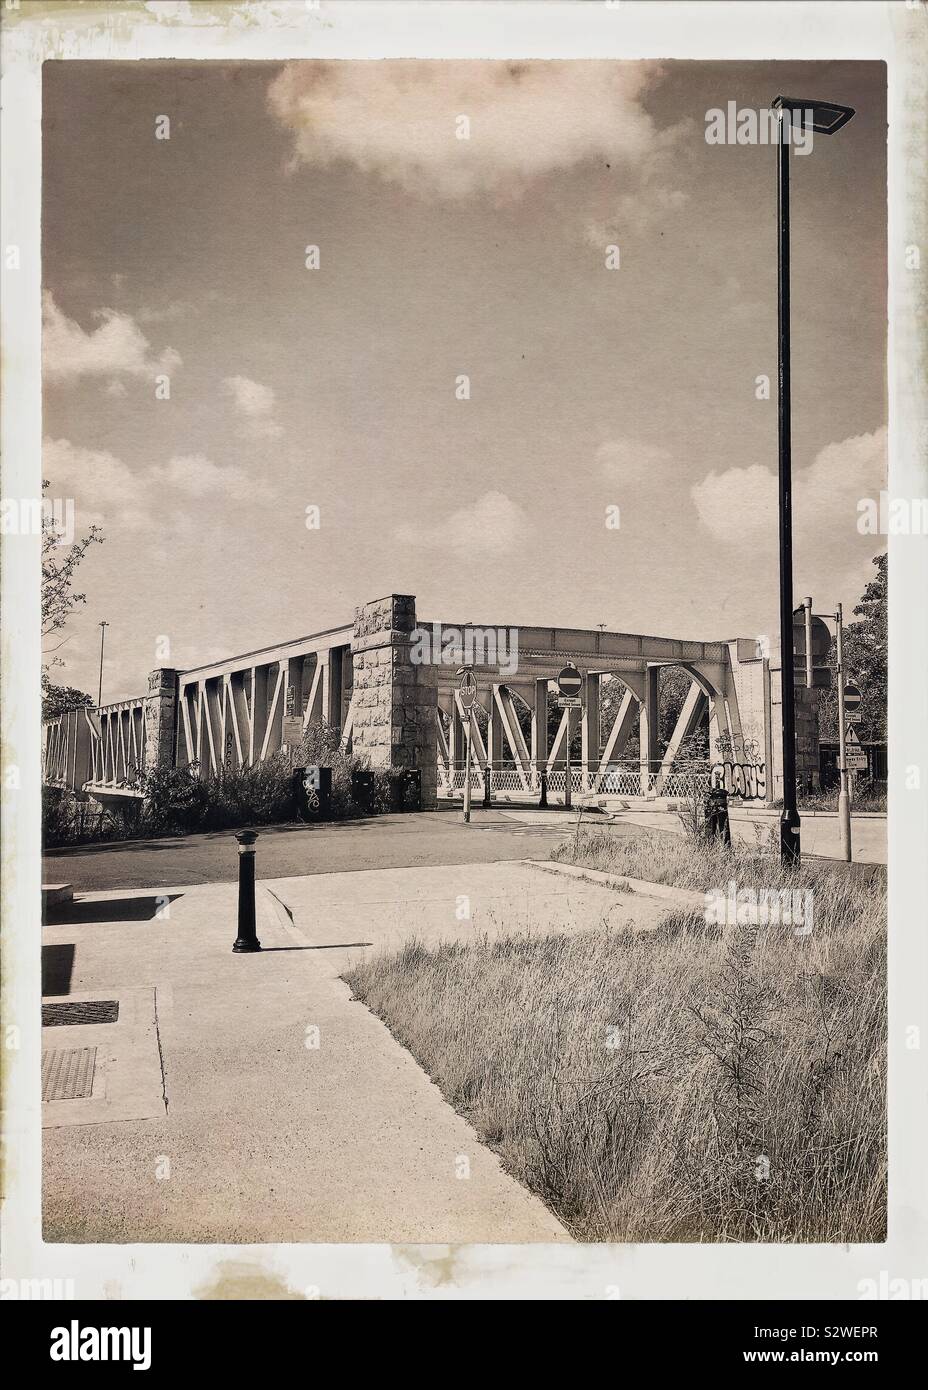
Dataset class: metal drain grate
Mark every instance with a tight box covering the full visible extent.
[42,999,119,1027]
[42,1047,97,1101]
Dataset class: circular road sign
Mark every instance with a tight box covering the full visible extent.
[458,670,478,711]
[557,664,582,697]
[792,612,832,660]
[843,682,862,711]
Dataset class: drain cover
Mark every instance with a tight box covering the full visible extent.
[42,999,119,1027]
[42,1047,96,1101]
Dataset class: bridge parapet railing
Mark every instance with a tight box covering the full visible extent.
[43,694,150,794]
[437,759,726,802]
[86,695,149,791]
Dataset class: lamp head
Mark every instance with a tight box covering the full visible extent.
[772,96,855,135]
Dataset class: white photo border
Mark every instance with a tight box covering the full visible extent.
[2,0,925,1302]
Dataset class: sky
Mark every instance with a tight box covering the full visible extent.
[42,59,887,703]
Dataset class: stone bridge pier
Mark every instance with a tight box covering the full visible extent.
[350,595,438,809]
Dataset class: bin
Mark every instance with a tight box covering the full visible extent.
[293,766,331,822]
[351,769,376,816]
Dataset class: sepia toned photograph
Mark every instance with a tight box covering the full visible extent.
[37,50,890,1247]
[2,0,926,1331]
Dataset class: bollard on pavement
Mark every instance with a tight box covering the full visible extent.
[539,769,548,809]
[232,829,262,953]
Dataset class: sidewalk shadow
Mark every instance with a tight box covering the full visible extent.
[42,943,75,995]
[260,943,373,952]
[44,894,181,926]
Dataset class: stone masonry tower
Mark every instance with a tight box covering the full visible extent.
[350,594,438,808]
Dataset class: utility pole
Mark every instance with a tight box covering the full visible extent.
[835,602,852,861]
[803,596,814,689]
[97,620,109,708]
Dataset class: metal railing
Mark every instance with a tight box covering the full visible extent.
[436,759,720,801]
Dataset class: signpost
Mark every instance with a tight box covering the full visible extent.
[556,664,582,810]
[458,668,477,823]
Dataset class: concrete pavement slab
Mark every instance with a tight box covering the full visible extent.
[264,857,670,968]
[41,986,165,1129]
[42,878,574,1244]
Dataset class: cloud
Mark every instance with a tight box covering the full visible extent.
[690,427,888,546]
[150,453,251,500]
[222,374,284,439]
[43,438,254,530]
[42,437,146,529]
[42,292,181,383]
[396,490,529,557]
[268,60,682,201]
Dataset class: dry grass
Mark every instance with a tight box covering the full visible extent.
[344,831,885,1242]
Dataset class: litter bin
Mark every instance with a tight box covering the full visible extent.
[294,766,331,822]
[704,785,731,845]
[351,769,376,816]
[387,773,405,813]
[401,768,421,812]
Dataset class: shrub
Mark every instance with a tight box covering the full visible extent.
[203,752,295,829]
[139,763,210,835]
[42,788,138,847]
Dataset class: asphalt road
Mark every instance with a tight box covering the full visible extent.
[43,807,639,892]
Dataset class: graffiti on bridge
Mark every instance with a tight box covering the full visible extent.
[710,759,766,800]
[710,733,765,799]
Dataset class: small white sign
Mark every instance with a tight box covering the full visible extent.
[282,716,302,746]
[557,695,582,710]
[845,727,868,769]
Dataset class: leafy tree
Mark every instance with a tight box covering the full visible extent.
[598,666,707,763]
[42,682,94,721]
[819,554,887,742]
[41,479,103,678]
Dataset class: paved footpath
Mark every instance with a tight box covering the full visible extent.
[605,808,887,865]
[42,859,665,1245]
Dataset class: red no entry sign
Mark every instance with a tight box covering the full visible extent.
[557,664,582,697]
[843,682,862,711]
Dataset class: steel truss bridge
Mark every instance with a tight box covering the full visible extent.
[42,594,773,808]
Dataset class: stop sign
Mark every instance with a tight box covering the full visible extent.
[557,664,582,696]
[844,682,862,710]
[458,670,477,711]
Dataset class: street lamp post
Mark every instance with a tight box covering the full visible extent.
[771,95,854,866]
[97,620,109,708]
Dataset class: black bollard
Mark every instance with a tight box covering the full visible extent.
[539,769,548,809]
[483,766,492,808]
[232,830,262,953]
